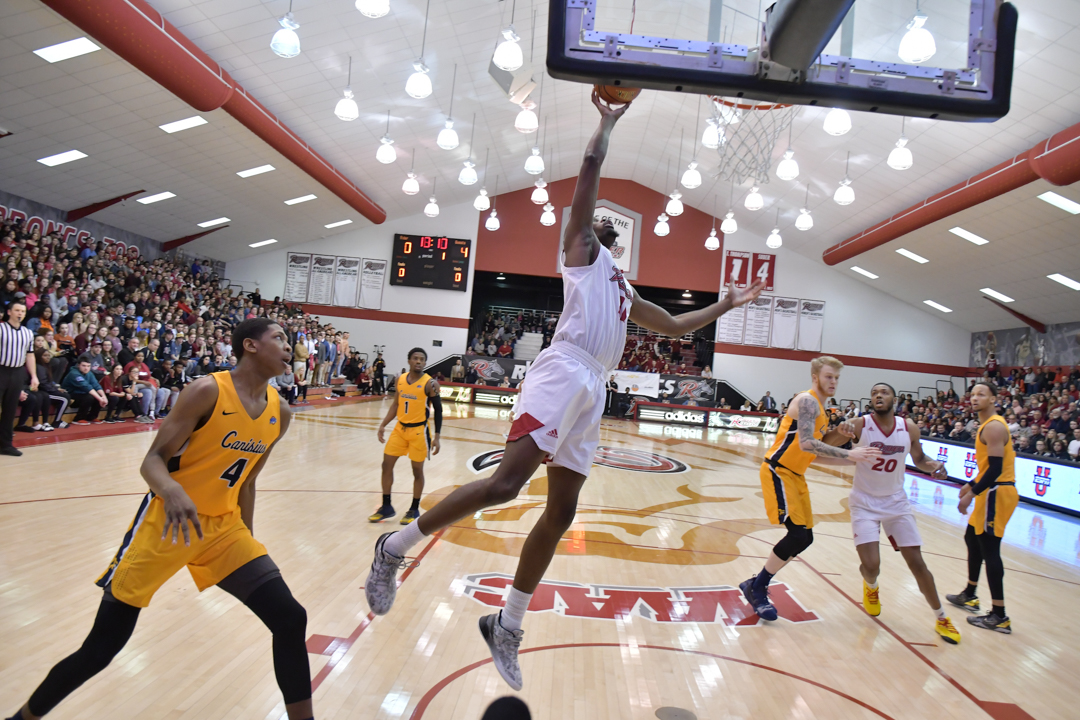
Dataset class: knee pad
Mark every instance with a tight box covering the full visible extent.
[774,523,813,561]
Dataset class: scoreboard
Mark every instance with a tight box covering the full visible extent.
[391,234,471,292]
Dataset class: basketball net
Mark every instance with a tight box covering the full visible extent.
[708,97,797,186]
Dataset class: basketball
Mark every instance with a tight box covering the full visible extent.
[595,84,641,105]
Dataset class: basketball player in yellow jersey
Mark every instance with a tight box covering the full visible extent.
[5,319,317,720]
[740,356,880,621]
[372,347,442,524]
[946,380,1017,634]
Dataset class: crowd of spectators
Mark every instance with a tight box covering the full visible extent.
[469,309,556,359]
[0,219,385,432]
[616,333,706,376]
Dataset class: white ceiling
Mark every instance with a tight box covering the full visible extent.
[1,0,1079,332]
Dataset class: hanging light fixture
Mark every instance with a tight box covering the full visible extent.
[334,56,359,121]
[458,116,478,184]
[531,178,548,205]
[834,151,855,205]
[898,2,936,64]
[775,123,798,180]
[474,150,490,210]
[486,177,501,230]
[744,186,764,211]
[823,107,852,136]
[705,195,720,250]
[492,0,523,71]
[405,0,433,99]
[270,0,301,58]
[524,145,544,175]
[436,64,459,149]
[355,0,390,18]
[515,101,538,133]
[654,213,670,237]
[702,116,720,150]
[402,149,420,195]
[540,202,556,226]
[720,184,737,234]
[424,178,440,217]
[887,117,913,170]
[766,209,783,249]
[666,191,684,217]
[795,184,813,231]
[376,110,396,164]
[681,112,702,189]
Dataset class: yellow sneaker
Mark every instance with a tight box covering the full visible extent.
[862,581,881,616]
[936,616,961,644]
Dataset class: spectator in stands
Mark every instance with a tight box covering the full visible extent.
[486,338,498,356]
[292,333,309,382]
[101,364,136,423]
[701,365,713,379]
[372,353,386,394]
[758,391,777,412]
[1067,428,1080,461]
[451,358,465,383]
[121,363,154,423]
[1050,439,1070,460]
[61,356,107,425]
[1033,439,1050,457]
[277,366,297,404]
[497,338,513,358]
[34,348,70,429]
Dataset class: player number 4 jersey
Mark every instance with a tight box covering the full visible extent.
[853,416,911,497]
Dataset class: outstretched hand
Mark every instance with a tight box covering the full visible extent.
[592,88,631,121]
[727,278,766,307]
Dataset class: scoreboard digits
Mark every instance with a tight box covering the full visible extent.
[391,234,471,291]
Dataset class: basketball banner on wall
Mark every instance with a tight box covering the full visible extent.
[358,258,387,310]
[332,257,360,307]
[283,253,311,302]
[307,254,336,305]
[796,300,826,352]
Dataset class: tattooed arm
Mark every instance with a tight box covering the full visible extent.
[797,394,880,463]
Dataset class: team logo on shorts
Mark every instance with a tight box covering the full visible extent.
[468,359,505,382]
[1033,466,1051,497]
[461,573,818,625]
[964,452,977,479]
[467,447,689,474]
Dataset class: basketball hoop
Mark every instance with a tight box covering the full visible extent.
[709,96,796,186]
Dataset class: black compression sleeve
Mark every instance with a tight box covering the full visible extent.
[971,455,1003,495]
[430,393,443,433]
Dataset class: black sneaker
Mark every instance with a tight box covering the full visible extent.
[368,504,396,523]
[946,590,980,613]
[400,508,420,525]
[0,447,23,457]
[967,612,1011,634]
[13,426,35,433]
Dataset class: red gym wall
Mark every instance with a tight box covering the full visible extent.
[475,178,725,292]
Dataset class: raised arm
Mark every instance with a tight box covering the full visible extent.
[629,278,766,337]
[796,394,880,462]
[564,90,630,267]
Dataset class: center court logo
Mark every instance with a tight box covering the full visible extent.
[461,573,819,625]
[1033,466,1052,496]
[467,447,689,474]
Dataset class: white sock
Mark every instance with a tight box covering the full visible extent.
[499,587,532,632]
[934,606,946,620]
[384,521,426,558]
[866,580,879,590]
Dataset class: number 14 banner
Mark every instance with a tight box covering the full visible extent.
[723,250,775,292]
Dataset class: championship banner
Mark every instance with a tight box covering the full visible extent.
[358,258,387,310]
[796,299,826,352]
[716,291,746,344]
[743,296,773,347]
[332,257,360,307]
[657,374,718,406]
[611,370,660,398]
[307,254,336,305]
[283,253,312,302]
[770,297,799,349]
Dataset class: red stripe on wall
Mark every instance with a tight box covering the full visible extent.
[713,342,971,376]
[299,303,470,328]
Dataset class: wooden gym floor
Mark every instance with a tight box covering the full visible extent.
[1,399,1077,720]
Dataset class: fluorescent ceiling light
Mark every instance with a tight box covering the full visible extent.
[197,217,230,228]
[980,288,1014,302]
[249,239,278,248]
[237,164,275,178]
[949,227,988,245]
[324,219,353,228]
[136,191,176,204]
[284,194,317,205]
[33,37,100,63]
[923,300,952,313]
[37,149,87,166]
[1037,191,1080,215]
[160,116,207,133]
[851,266,879,279]
[896,248,928,264]
[1047,273,1080,291]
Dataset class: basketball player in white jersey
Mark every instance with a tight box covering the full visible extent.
[845,382,961,644]
[363,90,765,690]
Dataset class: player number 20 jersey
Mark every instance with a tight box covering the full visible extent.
[853,416,911,496]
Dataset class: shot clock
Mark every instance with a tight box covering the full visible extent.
[391,234,471,291]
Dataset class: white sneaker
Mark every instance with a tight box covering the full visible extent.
[32,424,44,431]
[57,422,69,429]
[479,613,524,691]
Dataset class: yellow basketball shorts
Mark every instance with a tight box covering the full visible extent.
[385,423,428,463]
[760,462,814,528]
[96,493,267,608]
[969,483,1018,538]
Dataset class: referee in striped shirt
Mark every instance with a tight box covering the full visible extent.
[1,298,38,457]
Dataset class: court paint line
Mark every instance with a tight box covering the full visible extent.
[407,643,897,720]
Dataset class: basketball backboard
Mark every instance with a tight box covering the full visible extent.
[547,0,1015,122]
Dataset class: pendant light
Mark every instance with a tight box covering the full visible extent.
[458,114,478,184]
[666,191,684,217]
[705,195,720,250]
[775,123,799,180]
[540,202,556,226]
[721,184,738,234]
[474,150,491,210]
[654,213,670,237]
[834,151,855,205]
[334,56,359,121]
[376,110,396,164]
[405,0,433,99]
[424,178,439,217]
[702,116,720,150]
[492,0,523,71]
[823,107,851,136]
[402,149,420,195]
[524,146,544,175]
[744,186,764,211]
[531,178,548,205]
[515,101,538,133]
[486,177,501,231]
[436,64,459,150]
[898,2,936,64]
[270,0,301,58]
[795,184,813,231]
[887,116,913,170]
[766,208,783,249]
[681,111,702,189]
[355,0,390,19]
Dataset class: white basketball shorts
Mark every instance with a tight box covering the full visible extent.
[506,343,606,476]
[849,488,922,549]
